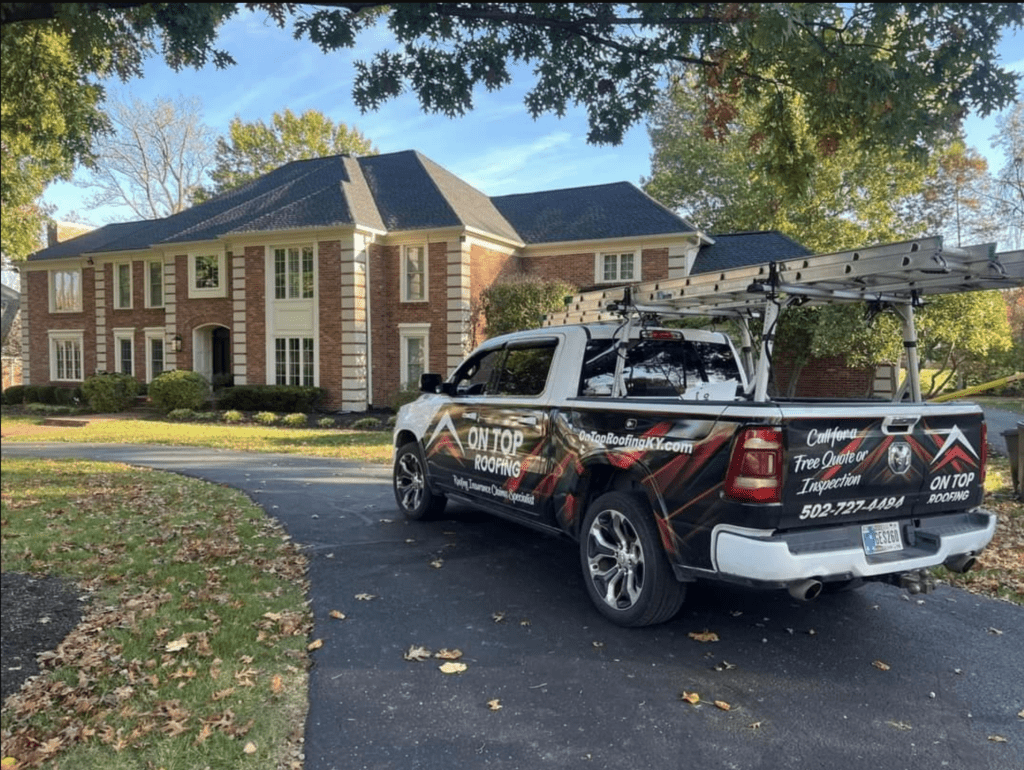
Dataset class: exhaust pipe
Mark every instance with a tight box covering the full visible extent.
[944,554,978,574]
[788,579,823,602]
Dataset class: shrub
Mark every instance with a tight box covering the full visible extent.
[317,417,336,429]
[81,372,140,413]
[253,411,279,425]
[352,417,382,430]
[149,370,211,413]
[282,412,308,428]
[25,403,76,416]
[3,385,26,405]
[390,387,422,412]
[217,385,325,413]
[167,408,196,421]
[21,385,77,405]
[480,274,577,337]
[386,415,397,428]
[195,411,218,422]
[223,410,244,424]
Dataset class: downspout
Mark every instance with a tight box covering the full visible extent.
[364,233,373,409]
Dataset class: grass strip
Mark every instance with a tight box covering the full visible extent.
[1,458,311,769]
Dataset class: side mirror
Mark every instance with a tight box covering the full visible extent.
[419,373,444,393]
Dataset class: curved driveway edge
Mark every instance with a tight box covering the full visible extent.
[4,443,1022,770]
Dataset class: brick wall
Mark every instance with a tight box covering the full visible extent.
[318,241,344,409]
[244,246,266,386]
[524,246,670,289]
[26,267,98,385]
[104,261,166,382]
[773,351,875,398]
[171,254,233,370]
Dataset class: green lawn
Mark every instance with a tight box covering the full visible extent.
[1,413,394,464]
[1,458,312,769]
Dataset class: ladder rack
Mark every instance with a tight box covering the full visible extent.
[544,237,1024,326]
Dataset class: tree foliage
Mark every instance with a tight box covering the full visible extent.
[80,94,216,220]
[992,102,1024,249]
[913,138,999,248]
[644,76,927,253]
[0,23,107,257]
[479,275,577,338]
[202,109,377,199]
[3,3,1021,196]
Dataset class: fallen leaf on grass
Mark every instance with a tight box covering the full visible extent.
[2,758,19,768]
[165,637,189,652]
[329,610,346,620]
[439,661,467,674]
[988,735,1008,743]
[487,699,502,711]
[680,691,700,705]
[872,660,891,671]
[435,649,463,660]
[714,701,731,711]
[271,675,283,694]
[307,639,323,651]
[243,741,257,754]
[688,630,719,643]
[404,646,432,662]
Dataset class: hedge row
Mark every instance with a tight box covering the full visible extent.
[2,384,81,406]
[216,385,326,413]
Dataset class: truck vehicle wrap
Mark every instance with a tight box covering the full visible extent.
[393,238,1021,626]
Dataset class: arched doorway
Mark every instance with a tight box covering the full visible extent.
[193,325,231,387]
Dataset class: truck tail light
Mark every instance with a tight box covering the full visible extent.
[979,423,987,485]
[724,427,783,503]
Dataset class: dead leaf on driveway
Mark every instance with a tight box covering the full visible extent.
[714,700,731,711]
[307,639,323,651]
[987,735,1008,743]
[688,630,719,643]
[329,610,346,620]
[680,691,700,705]
[404,646,432,662]
[1017,708,1024,719]
[487,699,502,711]
[439,661,467,674]
[430,559,444,569]
[435,649,463,660]
[872,660,891,671]
[355,593,376,601]
[886,721,912,731]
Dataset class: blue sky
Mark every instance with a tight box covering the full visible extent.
[43,9,1023,226]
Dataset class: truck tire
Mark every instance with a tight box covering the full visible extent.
[393,442,447,520]
[580,491,686,627]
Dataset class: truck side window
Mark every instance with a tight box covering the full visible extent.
[452,349,502,395]
[493,342,557,397]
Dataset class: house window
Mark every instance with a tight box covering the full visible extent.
[399,324,430,389]
[114,263,132,309]
[188,252,227,298]
[145,330,165,382]
[274,246,315,299]
[599,252,638,283]
[114,331,134,375]
[147,261,164,308]
[275,337,315,386]
[49,332,84,381]
[402,245,427,302]
[50,269,82,313]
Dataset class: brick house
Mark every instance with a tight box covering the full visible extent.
[21,150,810,410]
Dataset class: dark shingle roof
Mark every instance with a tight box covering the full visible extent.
[491,182,695,244]
[691,231,812,274]
[28,152,701,261]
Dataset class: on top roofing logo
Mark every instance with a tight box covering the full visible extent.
[930,425,979,472]
[427,411,464,455]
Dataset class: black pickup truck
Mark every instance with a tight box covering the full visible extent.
[392,320,994,626]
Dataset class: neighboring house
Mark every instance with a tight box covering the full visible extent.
[21,150,809,410]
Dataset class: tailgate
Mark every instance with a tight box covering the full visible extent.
[780,404,986,530]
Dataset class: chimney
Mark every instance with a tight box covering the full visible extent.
[47,222,59,247]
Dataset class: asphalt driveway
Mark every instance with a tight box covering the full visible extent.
[3,443,1021,770]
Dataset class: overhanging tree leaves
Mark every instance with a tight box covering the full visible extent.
[3,3,1022,195]
[479,275,577,338]
[80,94,216,220]
[201,109,377,199]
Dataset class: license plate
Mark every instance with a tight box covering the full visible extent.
[862,521,903,555]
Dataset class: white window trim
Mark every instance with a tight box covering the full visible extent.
[400,244,428,303]
[272,244,317,301]
[146,260,165,308]
[113,328,135,376]
[48,330,85,382]
[188,250,227,298]
[399,323,431,390]
[49,268,83,313]
[595,250,641,284]
[113,262,133,309]
[144,328,166,383]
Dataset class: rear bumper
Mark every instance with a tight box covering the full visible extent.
[712,510,996,584]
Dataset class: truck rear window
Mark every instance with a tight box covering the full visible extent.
[579,338,741,398]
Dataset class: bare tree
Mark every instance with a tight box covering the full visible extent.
[992,102,1024,249]
[81,94,216,220]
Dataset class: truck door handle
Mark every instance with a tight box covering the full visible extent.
[517,416,538,426]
